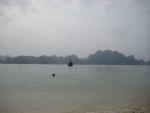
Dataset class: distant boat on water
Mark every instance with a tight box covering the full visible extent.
[68,56,73,67]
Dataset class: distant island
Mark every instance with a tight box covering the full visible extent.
[0,50,150,65]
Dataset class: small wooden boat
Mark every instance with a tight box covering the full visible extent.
[68,56,73,67]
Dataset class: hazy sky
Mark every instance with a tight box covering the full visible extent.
[0,0,150,60]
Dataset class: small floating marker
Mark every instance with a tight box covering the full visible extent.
[52,73,55,77]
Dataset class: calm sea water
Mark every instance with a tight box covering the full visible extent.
[0,64,150,113]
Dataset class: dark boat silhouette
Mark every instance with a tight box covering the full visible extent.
[68,56,73,67]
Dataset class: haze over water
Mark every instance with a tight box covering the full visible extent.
[0,64,150,113]
[0,0,150,60]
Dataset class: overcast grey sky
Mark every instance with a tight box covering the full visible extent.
[0,0,150,60]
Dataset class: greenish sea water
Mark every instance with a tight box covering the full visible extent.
[0,65,150,113]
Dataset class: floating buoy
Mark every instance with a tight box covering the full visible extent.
[52,73,55,77]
